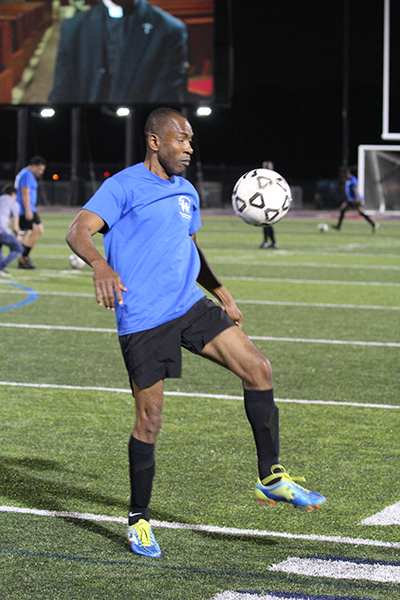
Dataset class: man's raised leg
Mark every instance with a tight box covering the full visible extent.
[201,325,326,510]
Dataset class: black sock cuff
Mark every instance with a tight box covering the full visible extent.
[129,436,155,456]
[244,389,274,403]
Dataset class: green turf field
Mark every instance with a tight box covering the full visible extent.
[0,211,399,600]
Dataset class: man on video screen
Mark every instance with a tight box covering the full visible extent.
[49,0,188,104]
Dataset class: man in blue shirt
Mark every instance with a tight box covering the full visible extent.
[14,156,47,269]
[67,108,325,558]
[333,168,378,232]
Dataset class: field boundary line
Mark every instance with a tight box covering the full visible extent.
[222,276,400,287]
[250,335,400,347]
[210,259,400,271]
[0,381,398,410]
[1,288,399,311]
[236,299,400,311]
[0,322,398,347]
[1,505,399,550]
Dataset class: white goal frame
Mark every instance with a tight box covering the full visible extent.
[382,0,400,140]
[358,144,400,212]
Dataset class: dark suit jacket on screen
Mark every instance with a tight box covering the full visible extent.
[48,0,188,104]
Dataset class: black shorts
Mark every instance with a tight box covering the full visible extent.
[19,212,41,230]
[119,297,235,389]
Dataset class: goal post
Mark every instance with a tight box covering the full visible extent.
[358,144,400,212]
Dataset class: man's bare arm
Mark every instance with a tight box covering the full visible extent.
[66,209,127,310]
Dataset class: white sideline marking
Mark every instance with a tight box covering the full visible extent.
[1,505,400,550]
[269,556,400,584]
[250,335,400,348]
[0,322,116,333]
[1,288,399,311]
[0,381,399,410]
[236,299,400,311]
[212,594,298,600]
[210,259,400,271]
[223,276,400,287]
[0,289,93,298]
[360,501,400,526]
[0,322,398,347]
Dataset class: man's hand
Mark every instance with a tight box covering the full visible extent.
[92,258,127,310]
[220,295,243,329]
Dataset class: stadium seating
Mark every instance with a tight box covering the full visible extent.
[0,1,51,102]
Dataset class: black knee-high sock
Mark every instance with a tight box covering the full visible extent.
[337,210,345,229]
[361,212,375,226]
[22,245,31,257]
[128,436,155,525]
[244,389,279,481]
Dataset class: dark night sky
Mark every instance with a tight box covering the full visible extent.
[0,0,387,181]
[200,0,385,179]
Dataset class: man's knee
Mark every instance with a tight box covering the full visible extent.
[243,352,273,389]
[135,406,163,439]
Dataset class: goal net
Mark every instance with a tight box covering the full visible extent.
[358,145,400,212]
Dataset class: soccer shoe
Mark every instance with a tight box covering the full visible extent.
[372,222,380,233]
[126,519,161,557]
[255,464,326,510]
[18,256,36,269]
[0,268,12,278]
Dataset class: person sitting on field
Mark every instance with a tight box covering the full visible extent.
[0,184,23,277]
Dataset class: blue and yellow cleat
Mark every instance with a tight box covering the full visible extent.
[255,464,326,510]
[126,519,162,557]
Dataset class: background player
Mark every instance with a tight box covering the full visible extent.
[14,156,47,269]
[333,167,378,232]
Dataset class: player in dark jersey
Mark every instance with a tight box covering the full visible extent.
[333,168,378,232]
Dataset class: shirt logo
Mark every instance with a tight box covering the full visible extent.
[142,23,153,35]
[178,196,192,220]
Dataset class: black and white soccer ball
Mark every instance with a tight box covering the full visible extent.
[232,168,292,226]
[317,222,329,233]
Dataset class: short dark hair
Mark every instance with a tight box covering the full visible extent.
[29,155,47,166]
[144,107,184,138]
[1,183,16,195]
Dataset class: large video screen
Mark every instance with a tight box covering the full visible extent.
[0,0,217,105]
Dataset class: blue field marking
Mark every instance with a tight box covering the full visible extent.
[0,282,38,312]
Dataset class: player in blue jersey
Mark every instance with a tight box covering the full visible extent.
[66,108,325,558]
[14,156,47,269]
[333,168,378,232]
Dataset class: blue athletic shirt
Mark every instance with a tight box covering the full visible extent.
[83,162,205,335]
[15,167,38,214]
[345,175,362,203]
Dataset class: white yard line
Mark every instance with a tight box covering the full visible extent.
[0,321,398,347]
[0,381,399,410]
[210,259,400,271]
[359,501,400,526]
[0,504,399,550]
[269,556,400,584]
[1,288,399,311]
[222,276,400,287]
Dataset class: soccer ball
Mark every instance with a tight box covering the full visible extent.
[317,223,329,233]
[69,254,85,269]
[232,168,292,226]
